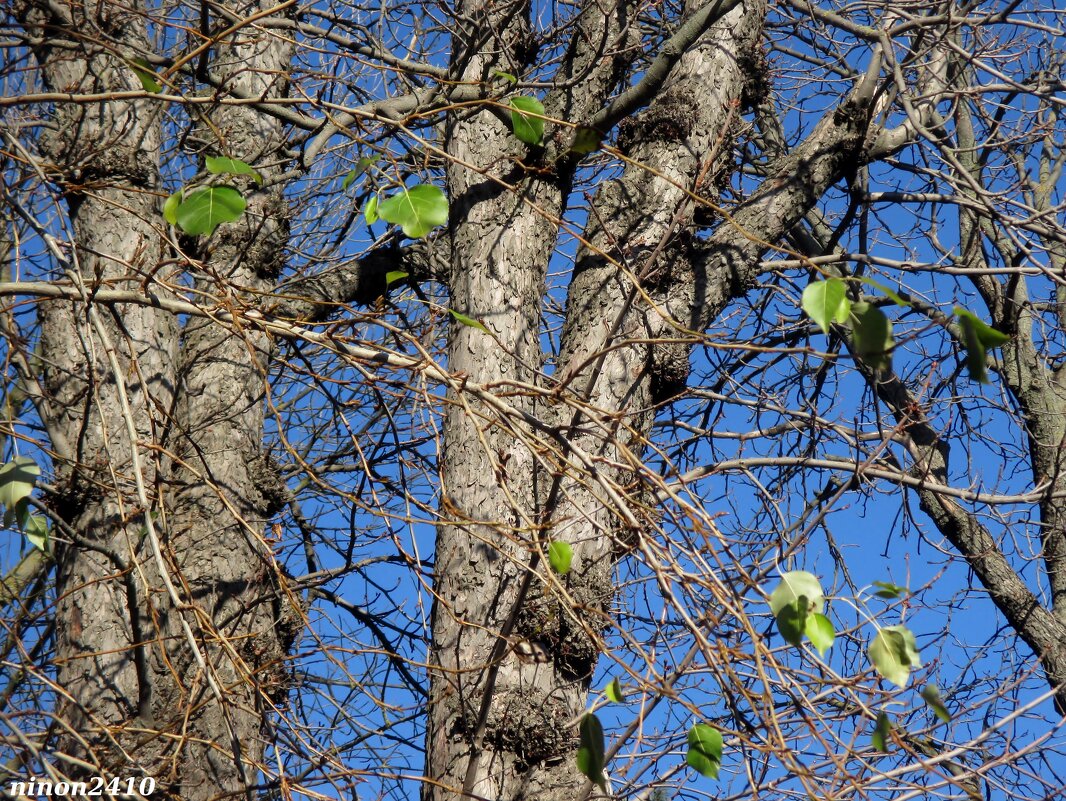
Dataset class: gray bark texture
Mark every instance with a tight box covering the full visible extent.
[427,1,766,798]
[16,2,301,797]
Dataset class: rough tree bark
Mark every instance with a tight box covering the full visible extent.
[427,1,764,798]
[18,2,299,797]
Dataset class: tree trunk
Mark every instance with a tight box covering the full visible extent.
[427,1,763,798]
[22,2,300,796]
[427,0,569,793]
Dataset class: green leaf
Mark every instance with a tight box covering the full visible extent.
[955,308,1009,347]
[378,184,448,239]
[570,126,602,155]
[547,540,573,575]
[4,498,27,530]
[364,194,380,225]
[129,58,162,93]
[775,598,809,647]
[957,313,988,383]
[850,302,894,370]
[802,278,850,335]
[23,514,48,552]
[510,96,546,145]
[921,684,951,723]
[576,713,607,790]
[686,724,723,780]
[604,678,624,703]
[871,711,892,752]
[174,187,246,236]
[871,580,907,599]
[385,270,408,286]
[858,276,908,308]
[868,625,921,688]
[954,308,1008,384]
[163,190,182,225]
[805,612,835,657]
[342,157,376,191]
[450,310,488,332]
[0,457,40,513]
[768,571,825,617]
[493,70,518,85]
[205,156,263,185]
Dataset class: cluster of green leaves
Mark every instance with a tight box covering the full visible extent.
[686,724,723,779]
[366,185,449,239]
[342,157,449,240]
[0,457,47,551]
[767,571,952,753]
[571,570,952,786]
[576,707,723,785]
[801,277,1008,381]
[509,93,602,155]
[766,571,922,682]
[164,151,453,242]
[505,91,601,154]
[163,156,262,236]
[767,570,835,656]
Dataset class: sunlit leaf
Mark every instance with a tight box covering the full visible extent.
[510,96,546,145]
[768,571,825,617]
[871,580,907,599]
[205,156,263,185]
[364,193,380,225]
[378,184,448,239]
[450,310,488,332]
[921,684,951,723]
[686,724,722,779]
[869,625,921,687]
[802,278,850,335]
[163,190,182,225]
[605,678,624,703]
[548,540,573,575]
[385,270,408,285]
[174,187,246,236]
[493,70,518,84]
[23,514,48,552]
[576,713,606,789]
[0,457,40,512]
[805,612,835,657]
